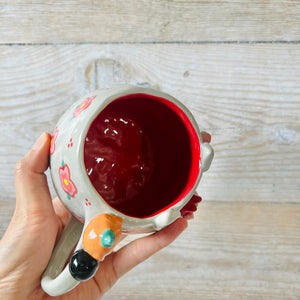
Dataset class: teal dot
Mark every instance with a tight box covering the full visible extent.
[100,229,116,248]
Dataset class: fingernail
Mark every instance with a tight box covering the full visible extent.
[32,133,46,151]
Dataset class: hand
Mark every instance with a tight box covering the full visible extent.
[0,131,211,300]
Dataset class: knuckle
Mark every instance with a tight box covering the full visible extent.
[14,158,27,176]
[130,240,144,264]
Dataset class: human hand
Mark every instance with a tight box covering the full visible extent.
[0,131,211,300]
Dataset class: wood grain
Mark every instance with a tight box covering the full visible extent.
[103,202,300,300]
[0,201,298,299]
[0,1,299,43]
[0,44,299,204]
[0,1,299,298]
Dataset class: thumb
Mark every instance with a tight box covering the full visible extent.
[14,132,54,214]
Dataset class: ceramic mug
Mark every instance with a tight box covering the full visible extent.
[41,85,214,296]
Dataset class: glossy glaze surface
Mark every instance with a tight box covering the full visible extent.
[84,94,194,218]
[69,249,99,281]
[85,115,154,207]
[82,213,123,261]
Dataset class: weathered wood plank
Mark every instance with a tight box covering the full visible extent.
[0,1,299,43]
[0,44,299,203]
[1,201,298,299]
[108,202,300,299]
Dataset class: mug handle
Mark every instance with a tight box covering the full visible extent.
[41,214,123,296]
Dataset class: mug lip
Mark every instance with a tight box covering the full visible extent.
[78,85,203,227]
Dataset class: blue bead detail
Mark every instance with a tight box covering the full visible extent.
[100,229,116,248]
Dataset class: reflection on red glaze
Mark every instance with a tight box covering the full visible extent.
[84,94,200,218]
[85,116,154,207]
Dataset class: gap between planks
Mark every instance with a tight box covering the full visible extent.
[0,40,299,47]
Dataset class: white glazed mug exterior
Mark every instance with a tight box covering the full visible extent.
[41,84,213,296]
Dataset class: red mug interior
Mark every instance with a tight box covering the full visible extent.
[84,93,200,218]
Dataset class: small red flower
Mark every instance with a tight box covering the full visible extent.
[68,138,73,148]
[59,162,78,198]
[73,95,96,118]
[50,127,59,155]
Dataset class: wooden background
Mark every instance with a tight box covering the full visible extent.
[0,1,299,299]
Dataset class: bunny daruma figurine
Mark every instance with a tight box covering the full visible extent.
[41,85,213,296]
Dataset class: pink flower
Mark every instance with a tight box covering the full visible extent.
[73,95,96,118]
[50,127,59,155]
[59,162,78,198]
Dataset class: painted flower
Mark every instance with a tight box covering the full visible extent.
[180,194,202,218]
[59,161,78,199]
[73,95,96,118]
[50,127,59,155]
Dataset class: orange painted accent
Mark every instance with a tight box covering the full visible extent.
[82,214,123,261]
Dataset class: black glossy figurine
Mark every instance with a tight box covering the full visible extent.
[69,249,99,281]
